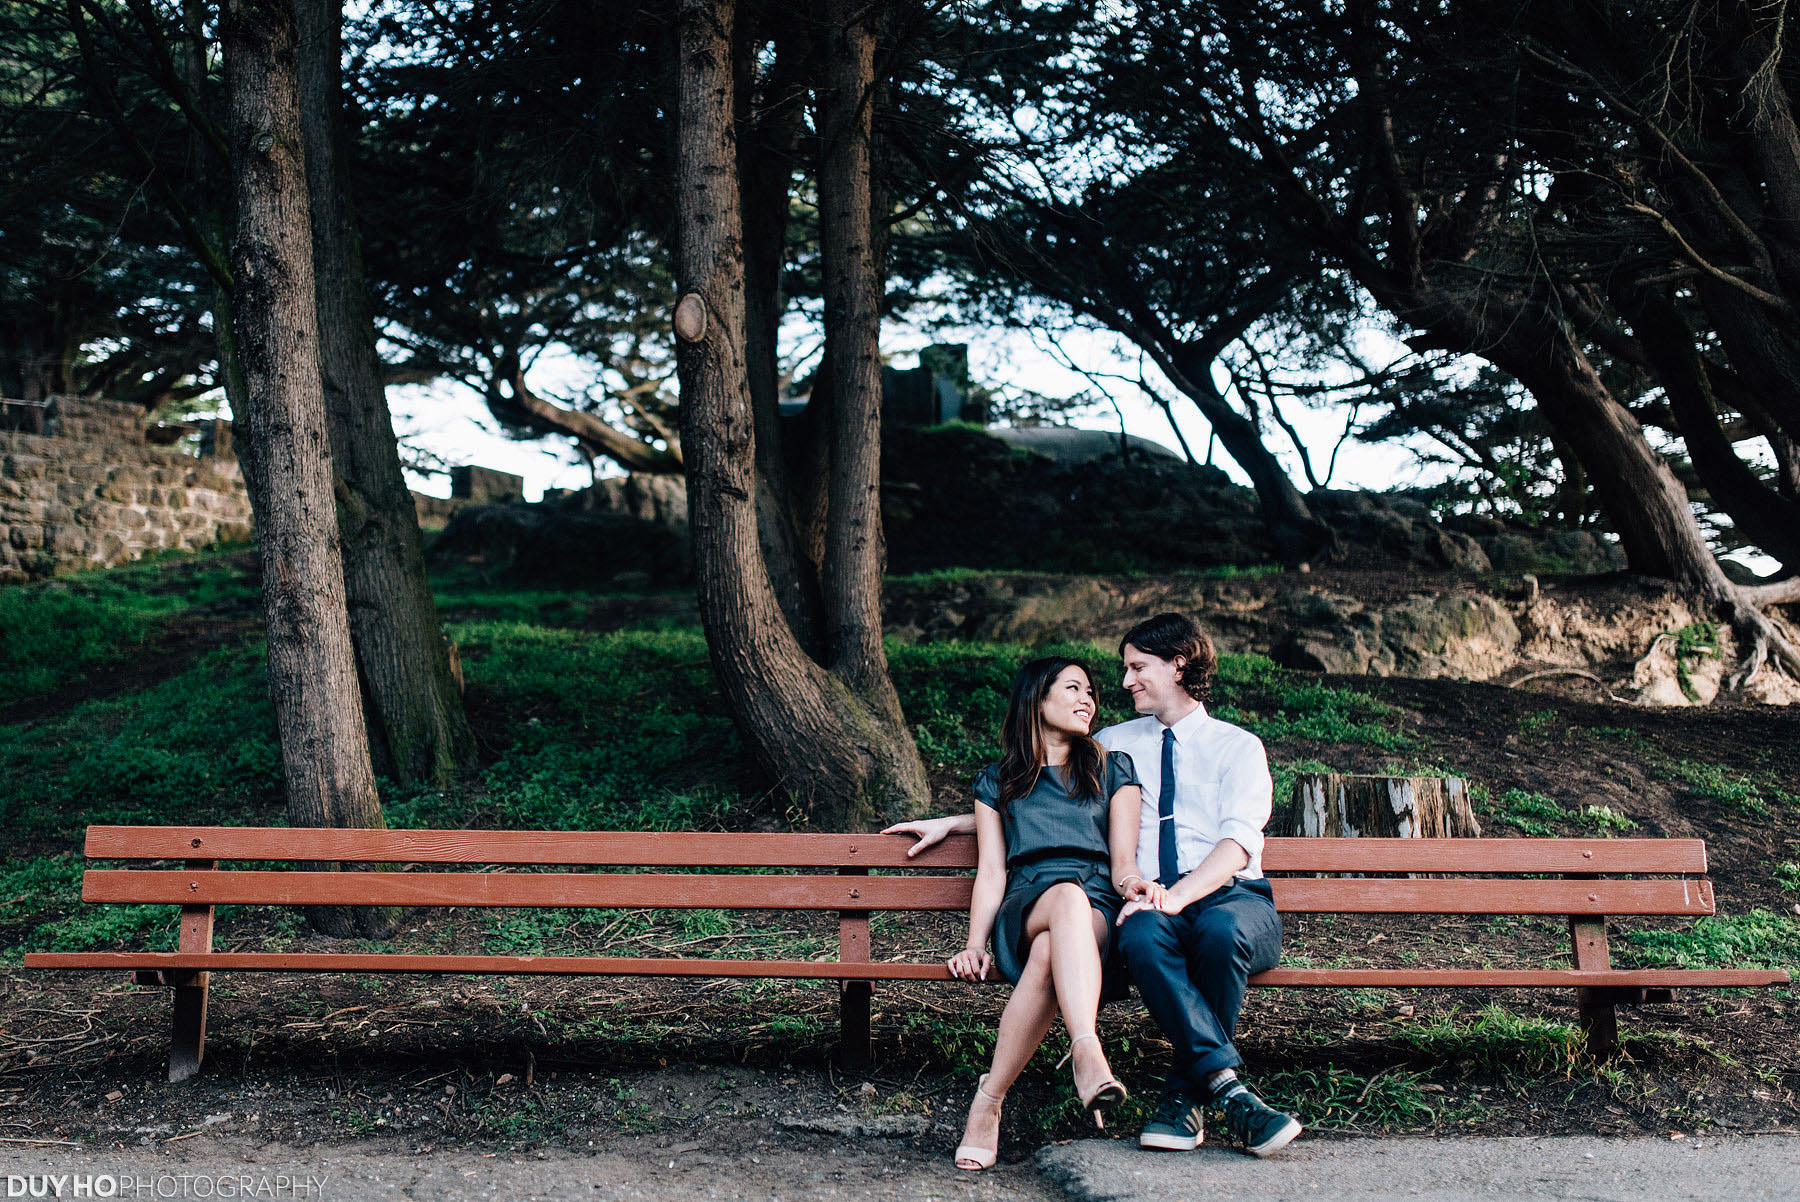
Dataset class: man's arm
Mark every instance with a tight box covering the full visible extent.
[1158,837,1250,913]
[880,813,976,857]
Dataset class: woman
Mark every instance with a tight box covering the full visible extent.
[944,655,1158,1171]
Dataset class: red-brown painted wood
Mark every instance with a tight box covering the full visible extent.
[81,870,1716,916]
[82,827,1707,875]
[83,826,979,869]
[21,951,1788,988]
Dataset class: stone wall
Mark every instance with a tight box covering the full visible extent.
[0,396,253,585]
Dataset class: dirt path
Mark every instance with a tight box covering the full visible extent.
[0,1132,1057,1201]
[4,1133,1795,1201]
[1040,1135,1800,1202]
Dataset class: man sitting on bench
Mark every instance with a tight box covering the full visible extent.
[887,613,1302,1156]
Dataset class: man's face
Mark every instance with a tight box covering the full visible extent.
[1120,642,1187,717]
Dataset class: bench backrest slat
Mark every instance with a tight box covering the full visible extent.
[82,826,977,869]
[83,870,1715,916]
[83,827,1708,876]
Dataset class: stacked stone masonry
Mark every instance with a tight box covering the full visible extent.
[0,396,254,584]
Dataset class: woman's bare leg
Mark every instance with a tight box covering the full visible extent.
[959,932,1056,1164]
[1022,882,1116,1099]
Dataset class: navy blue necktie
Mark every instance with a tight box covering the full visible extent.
[1158,727,1180,887]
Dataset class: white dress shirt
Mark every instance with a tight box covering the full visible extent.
[1096,703,1273,881]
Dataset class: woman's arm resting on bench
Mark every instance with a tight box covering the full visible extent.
[881,813,976,856]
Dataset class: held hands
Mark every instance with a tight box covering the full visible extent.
[947,945,992,982]
[1115,875,1187,924]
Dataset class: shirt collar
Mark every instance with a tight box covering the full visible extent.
[1160,701,1209,744]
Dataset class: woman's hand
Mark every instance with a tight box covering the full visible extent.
[881,815,968,857]
[947,945,992,982]
[1115,880,1172,924]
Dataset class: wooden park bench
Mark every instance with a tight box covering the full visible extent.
[26,825,1788,1081]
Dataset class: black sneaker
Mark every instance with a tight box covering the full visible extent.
[1218,1088,1302,1156]
[1138,1088,1204,1151]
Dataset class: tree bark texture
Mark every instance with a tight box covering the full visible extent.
[672,0,926,828]
[296,0,476,787]
[222,0,389,935]
[816,0,896,693]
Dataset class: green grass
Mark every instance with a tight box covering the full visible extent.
[1617,911,1800,973]
[1660,761,1790,818]
[1395,1004,1584,1076]
[1215,655,1409,749]
[1257,1064,1439,1131]
[1492,789,1570,836]
[0,547,259,697]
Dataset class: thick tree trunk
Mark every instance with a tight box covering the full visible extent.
[672,0,926,828]
[1166,348,1337,563]
[294,0,476,788]
[222,0,389,937]
[736,26,822,652]
[1614,287,1800,570]
[1483,310,1727,591]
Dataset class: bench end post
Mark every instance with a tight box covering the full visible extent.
[838,979,873,1069]
[169,860,215,1083]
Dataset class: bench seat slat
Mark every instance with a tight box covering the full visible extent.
[22,952,1788,988]
[82,827,1708,876]
[82,870,1716,915]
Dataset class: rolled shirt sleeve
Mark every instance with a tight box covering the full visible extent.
[1213,734,1272,871]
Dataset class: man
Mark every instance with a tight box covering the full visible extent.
[884,613,1301,1156]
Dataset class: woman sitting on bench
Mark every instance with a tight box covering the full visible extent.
[946,655,1154,1171]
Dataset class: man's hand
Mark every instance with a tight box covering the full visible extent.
[881,815,966,857]
[947,945,992,982]
[1115,877,1169,924]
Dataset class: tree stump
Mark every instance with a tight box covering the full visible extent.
[1276,774,1482,839]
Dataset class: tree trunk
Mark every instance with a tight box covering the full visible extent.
[1276,773,1481,839]
[222,0,390,937]
[672,0,926,828]
[736,23,822,652]
[1166,347,1337,563]
[1613,286,1800,570]
[294,0,476,788]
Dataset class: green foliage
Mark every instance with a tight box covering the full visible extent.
[1665,622,1722,703]
[1775,862,1800,894]
[1395,1005,1584,1077]
[1618,911,1800,972]
[391,623,748,832]
[1215,658,1409,749]
[1256,1064,1439,1130]
[1661,760,1788,818]
[1494,789,1569,836]
[0,642,282,843]
[894,1010,996,1077]
[1517,709,1558,736]
[0,549,259,698]
[1578,804,1638,834]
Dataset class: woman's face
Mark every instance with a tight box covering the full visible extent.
[1039,665,1097,738]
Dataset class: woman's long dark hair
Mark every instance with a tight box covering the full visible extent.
[994,656,1107,808]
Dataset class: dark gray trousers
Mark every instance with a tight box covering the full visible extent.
[1117,877,1283,1092]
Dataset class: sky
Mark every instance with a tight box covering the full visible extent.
[391,319,1435,503]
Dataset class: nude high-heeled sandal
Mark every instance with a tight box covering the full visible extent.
[1059,1033,1128,1127]
[954,1074,1005,1171]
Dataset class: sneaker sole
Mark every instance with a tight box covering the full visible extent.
[1139,1131,1202,1151]
[1244,1116,1302,1157]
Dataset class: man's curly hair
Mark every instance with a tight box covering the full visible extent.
[1119,612,1217,705]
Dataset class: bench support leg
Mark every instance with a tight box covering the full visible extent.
[170,881,216,1084]
[169,972,210,1084]
[838,980,873,1070]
